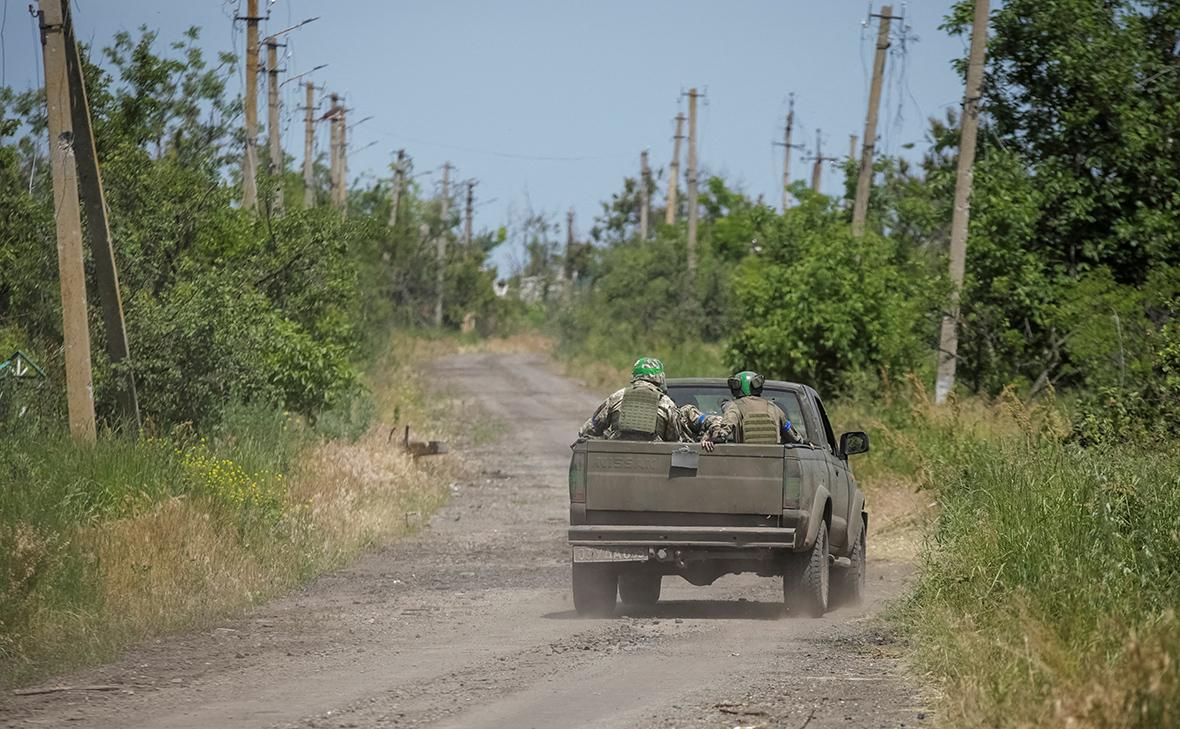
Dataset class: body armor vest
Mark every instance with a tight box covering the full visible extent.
[736,398,780,444]
[616,383,661,439]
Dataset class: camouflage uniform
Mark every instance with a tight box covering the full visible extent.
[679,403,725,442]
[578,380,685,442]
[716,395,803,445]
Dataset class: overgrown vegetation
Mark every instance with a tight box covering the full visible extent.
[0,27,507,684]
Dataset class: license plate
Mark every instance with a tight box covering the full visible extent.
[572,546,649,563]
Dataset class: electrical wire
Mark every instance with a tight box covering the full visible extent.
[373,130,628,162]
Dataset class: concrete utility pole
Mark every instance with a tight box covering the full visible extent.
[664,112,684,225]
[565,207,576,281]
[60,0,139,431]
[37,0,95,442]
[781,95,795,212]
[337,106,348,212]
[849,134,858,161]
[852,4,894,236]
[265,37,283,214]
[389,149,406,227]
[434,162,452,328]
[808,130,838,192]
[638,149,651,240]
[302,81,315,207]
[464,179,475,248]
[685,88,700,279]
[935,0,989,405]
[240,0,261,210]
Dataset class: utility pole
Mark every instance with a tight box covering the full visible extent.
[265,38,284,213]
[852,5,894,236]
[325,93,344,210]
[935,0,989,405]
[239,0,261,211]
[434,162,452,328]
[302,81,315,207]
[37,0,95,442]
[464,179,475,248]
[781,95,796,211]
[638,149,651,240]
[60,0,139,431]
[265,37,284,214]
[685,88,700,279]
[849,134,858,161]
[664,112,684,225]
[565,207,576,281]
[337,106,348,212]
[808,130,838,192]
[389,149,406,227]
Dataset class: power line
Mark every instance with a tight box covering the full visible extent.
[373,131,629,162]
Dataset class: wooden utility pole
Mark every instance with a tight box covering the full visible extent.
[664,112,684,224]
[240,0,261,210]
[565,207,575,281]
[464,179,475,248]
[37,0,95,442]
[852,4,894,236]
[781,95,795,212]
[302,81,315,207]
[389,149,406,227]
[434,162,452,328]
[638,149,651,240]
[265,38,283,214]
[685,88,700,279]
[60,0,139,431]
[935,0,989,405]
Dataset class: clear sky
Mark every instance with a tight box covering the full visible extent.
[4,1,968,272]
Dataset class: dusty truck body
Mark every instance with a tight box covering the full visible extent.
[567,378,869,617]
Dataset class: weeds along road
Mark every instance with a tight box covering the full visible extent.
[2,352,926,729]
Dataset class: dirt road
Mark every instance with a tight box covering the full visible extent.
[2,352,926,728]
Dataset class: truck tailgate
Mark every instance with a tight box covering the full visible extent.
[582,441,784,515]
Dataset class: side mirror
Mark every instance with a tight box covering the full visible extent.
[839,431,869,457]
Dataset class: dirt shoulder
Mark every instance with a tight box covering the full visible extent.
[2,350,927,729]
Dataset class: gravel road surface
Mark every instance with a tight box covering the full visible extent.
[2,352,926,729]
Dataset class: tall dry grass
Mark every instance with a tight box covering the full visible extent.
[849,378,1180,729]
[0,334,468,686]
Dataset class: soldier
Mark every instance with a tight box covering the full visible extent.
[715,370,803,445]
[679,403,724,451]
[577,357,685,442]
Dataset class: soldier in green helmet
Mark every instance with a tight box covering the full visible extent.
[715,370,803,445]
[577,357,686,442]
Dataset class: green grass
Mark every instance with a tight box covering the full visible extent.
[864,385,1180,728]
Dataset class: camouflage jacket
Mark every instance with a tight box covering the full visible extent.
[716,396,803,445]
[578,380,686,442]
[679,403,726,441]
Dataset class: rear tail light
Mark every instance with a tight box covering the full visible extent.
[783,457,802,508]
[569,450,587,503]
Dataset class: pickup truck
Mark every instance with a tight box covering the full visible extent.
[568,377,869,617]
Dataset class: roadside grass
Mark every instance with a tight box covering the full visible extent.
[553,333,726,392]
[847,379,1180,728]
[0,333,465,687]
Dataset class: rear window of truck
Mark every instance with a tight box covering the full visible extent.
[667,385,809,441]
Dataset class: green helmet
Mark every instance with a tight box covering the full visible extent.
[631,356,667,391]
[727,370,765,398]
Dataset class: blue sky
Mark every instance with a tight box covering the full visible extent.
[4,1,968,272]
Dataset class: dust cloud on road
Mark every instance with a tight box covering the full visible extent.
[2,352,925,728]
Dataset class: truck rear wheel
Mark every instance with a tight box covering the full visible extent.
[572,563,618,616]
[618,571,661,607]
[784,520,829,617]
[832,523,866,606]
